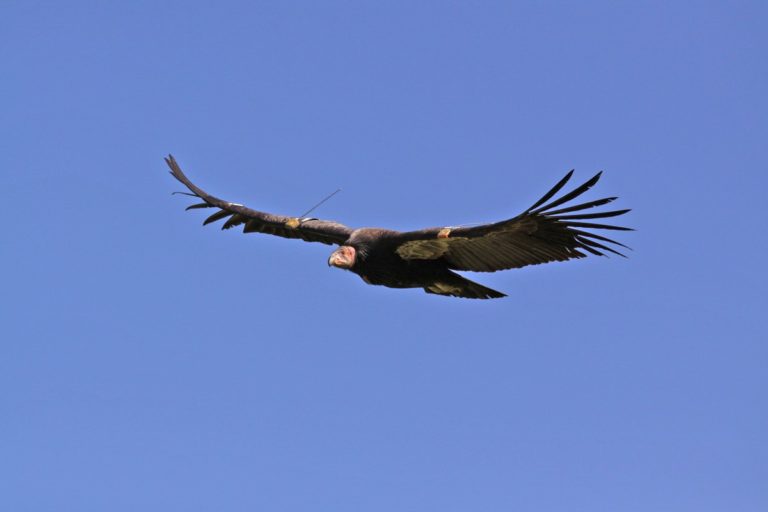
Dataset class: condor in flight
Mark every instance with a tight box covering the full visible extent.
[166,155,631,299]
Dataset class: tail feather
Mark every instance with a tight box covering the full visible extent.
[424,272,506,299]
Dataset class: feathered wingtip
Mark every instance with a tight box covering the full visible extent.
[167,155,222,222]
[525,170,574,212]
[166,155,183,183]
[168,155,194,195]
[166,155,250,231]
[528,170,633,257]
[166,155,202,197]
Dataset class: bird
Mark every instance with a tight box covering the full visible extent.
[165,155,631,299]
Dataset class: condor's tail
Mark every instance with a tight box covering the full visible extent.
[424,271,506,299]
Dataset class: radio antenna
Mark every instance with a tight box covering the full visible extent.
[300,188,342,218]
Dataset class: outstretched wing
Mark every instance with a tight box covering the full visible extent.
[394,171,632,272]
[166,155,354,245]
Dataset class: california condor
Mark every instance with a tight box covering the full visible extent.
[166,155,631,299]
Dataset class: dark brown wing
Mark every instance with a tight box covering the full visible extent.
[166,155,354,245]
[394,171,632,272]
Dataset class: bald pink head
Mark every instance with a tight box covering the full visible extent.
[328,245,356,269]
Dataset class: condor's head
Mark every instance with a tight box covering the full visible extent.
[328,245,356,269]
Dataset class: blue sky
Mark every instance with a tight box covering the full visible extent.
[2,1,766,510]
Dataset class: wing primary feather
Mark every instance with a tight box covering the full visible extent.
[167,155,220,203]
[532,172,602,214]
[577,243,604,257]
[564,221,634,231]
[578,236,627,257]
[570,229,632,250]
[525,170,574,212]
[222,214,246,230]
[553,208,631,220]
[203,210,232,225]
[544,197,617,215]
[185,203,213,211]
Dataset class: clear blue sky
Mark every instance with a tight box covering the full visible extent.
[2,1,766,510]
